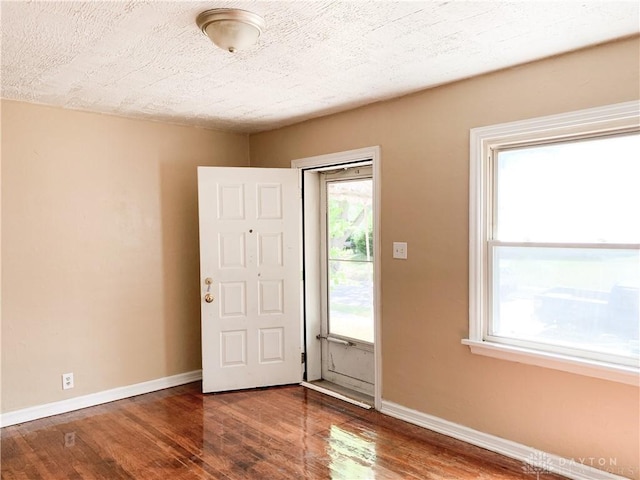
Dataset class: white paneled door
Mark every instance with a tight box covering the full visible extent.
[197,167,301,393]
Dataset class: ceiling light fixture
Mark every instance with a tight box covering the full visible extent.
[196,8,265,53]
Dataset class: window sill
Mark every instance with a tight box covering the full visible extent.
[461,339,639,386]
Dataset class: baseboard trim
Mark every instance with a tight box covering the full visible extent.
[1,370,202,428]
[381,400,629,480]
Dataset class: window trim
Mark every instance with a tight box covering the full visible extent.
[464,101,640,386]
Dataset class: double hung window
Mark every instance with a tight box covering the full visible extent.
[465,102,639,384]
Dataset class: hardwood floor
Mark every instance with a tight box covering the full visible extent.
[1,382,567,479]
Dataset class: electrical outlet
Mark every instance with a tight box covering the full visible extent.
[62,373,74,390]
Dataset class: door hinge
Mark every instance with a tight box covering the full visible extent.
[301,352,306,364]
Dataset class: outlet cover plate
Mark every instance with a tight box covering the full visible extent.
[62,373,74,390]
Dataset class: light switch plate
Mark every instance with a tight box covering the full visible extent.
[393,242,407,259]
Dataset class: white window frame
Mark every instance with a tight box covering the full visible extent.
[463,101,640,386]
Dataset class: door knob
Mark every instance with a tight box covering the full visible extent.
[204,277,214,303]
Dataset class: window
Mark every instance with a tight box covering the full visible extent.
[464,101,640,385]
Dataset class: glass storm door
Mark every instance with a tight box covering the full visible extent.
[320,166,375,395]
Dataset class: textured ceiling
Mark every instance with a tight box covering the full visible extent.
[1,1,638,133]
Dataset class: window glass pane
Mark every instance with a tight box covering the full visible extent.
[328,260,374,343]
[327,180,373,261]
[327,179,374,343]
[491,246,639,361]
[496,133,640,243]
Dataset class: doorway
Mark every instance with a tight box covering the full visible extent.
[320,166,374,399]
[292,147,381,410]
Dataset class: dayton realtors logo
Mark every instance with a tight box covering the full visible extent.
[523,452,637,478]
[559,457,637,477]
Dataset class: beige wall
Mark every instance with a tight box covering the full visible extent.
[1,100,248,411]
[0,101,3,416]
[250,37,640,478]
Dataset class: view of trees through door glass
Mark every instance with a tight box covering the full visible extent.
[327,178,374,343]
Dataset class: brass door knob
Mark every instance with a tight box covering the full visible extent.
[204,293,214,303]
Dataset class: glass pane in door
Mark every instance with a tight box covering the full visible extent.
[327,179,374,343]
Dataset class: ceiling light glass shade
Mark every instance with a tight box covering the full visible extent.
[196,9,265,53]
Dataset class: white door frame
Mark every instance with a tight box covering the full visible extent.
[292,146,382,410]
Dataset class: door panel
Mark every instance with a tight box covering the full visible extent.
[198,167,301,393]
[320,167,375,396]
[326,344,375,384]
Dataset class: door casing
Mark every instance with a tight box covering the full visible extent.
[292,146,382,410]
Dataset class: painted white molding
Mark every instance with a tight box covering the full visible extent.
[381,400,631,480]
[291,146,380,171]
[292,145,383,411]
[466,100,640,385]
[0,370,202,428]
[462,340,639,386]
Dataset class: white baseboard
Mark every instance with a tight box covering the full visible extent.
[381,400,630,480]
[1,370,202,428]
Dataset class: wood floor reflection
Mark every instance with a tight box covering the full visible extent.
[1,382,567,479]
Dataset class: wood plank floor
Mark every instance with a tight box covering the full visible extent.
[1,382,567,479]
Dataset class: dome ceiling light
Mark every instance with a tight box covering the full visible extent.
[196,8,265,53]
